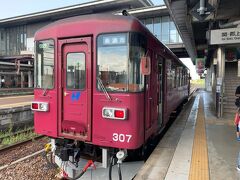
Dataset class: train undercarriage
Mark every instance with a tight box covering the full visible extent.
[47,138,145,180]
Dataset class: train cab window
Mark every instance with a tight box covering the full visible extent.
[66,53,86,89]
[97,33,146,92]
[35,39,54,89]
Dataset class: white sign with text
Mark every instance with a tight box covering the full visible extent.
[210,28,240,45]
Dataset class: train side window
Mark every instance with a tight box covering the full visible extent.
[172,67,176,89]
[176,67,179,87]
[185,70,187,86]
[166,59,172,90]
[178,67,182,87]
[185,70,188,85]
[129,33,146,92]
[66,53,86,90]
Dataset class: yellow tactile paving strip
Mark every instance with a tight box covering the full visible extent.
[189,96,209,180]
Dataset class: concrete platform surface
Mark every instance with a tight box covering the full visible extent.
[135,90,240,180]
[0,95,33,109]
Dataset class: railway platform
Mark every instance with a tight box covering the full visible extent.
[135,89,239,180]
[0,95,33,130]
[0,95,33,109]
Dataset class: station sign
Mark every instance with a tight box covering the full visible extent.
[210,28,240,45]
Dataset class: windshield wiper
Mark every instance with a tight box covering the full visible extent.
[97,77,112,101]
[42,87,48,96]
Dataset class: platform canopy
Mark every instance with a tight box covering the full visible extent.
[164,0,240,66]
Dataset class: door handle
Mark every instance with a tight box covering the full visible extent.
[64,92,69,96]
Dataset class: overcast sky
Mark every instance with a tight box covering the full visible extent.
[180,58,198,80]
[0,0,164,19]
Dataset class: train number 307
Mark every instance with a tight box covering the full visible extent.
[112,133,132,143]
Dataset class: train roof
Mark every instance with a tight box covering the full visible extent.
[35,14,141,38]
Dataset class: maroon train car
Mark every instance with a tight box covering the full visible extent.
[32,13,189,169]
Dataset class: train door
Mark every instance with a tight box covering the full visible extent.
[58,37,92,141]
[145,49,158,139]
[145,50,153,135]
[157,56,163,129]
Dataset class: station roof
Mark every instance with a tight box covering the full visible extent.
[164,0,240,65]
[126,5,188,58]
[0,0,153,27]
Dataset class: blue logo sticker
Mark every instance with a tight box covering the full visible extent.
[71,92,81,101]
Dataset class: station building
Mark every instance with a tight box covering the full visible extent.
[0,0,187,89]
[164,0,240,116]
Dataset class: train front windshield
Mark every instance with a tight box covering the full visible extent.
[97,33,146,92]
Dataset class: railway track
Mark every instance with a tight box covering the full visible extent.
[0,135,47,167]
[0,127,33,142]
[0,135,44,153]
[0,136,58,180]
[0,127,43,151]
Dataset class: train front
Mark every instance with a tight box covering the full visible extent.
[31,16,149,174]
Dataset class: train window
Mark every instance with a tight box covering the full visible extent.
[35,39,54,89]
[97,33,128,92]
[129,33,146,92]
[97,33,146,92]
[182,69,186,86]
[66,53,85,90]
[166,60,172,90]
[172,68,176,89]
[178,67,182,87]
[184,69,186,86]
[176,68,179,87]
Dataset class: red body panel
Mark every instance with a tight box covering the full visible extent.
[92,94,145,149]
[34,14,189,150]
[34,90,58,137]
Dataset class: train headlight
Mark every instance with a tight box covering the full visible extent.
[31,102,49,112]
[39,103,49,111]
[103,108,114,118]
[102,107,127,120]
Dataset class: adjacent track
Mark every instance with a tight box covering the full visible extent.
[0,135,44,153]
